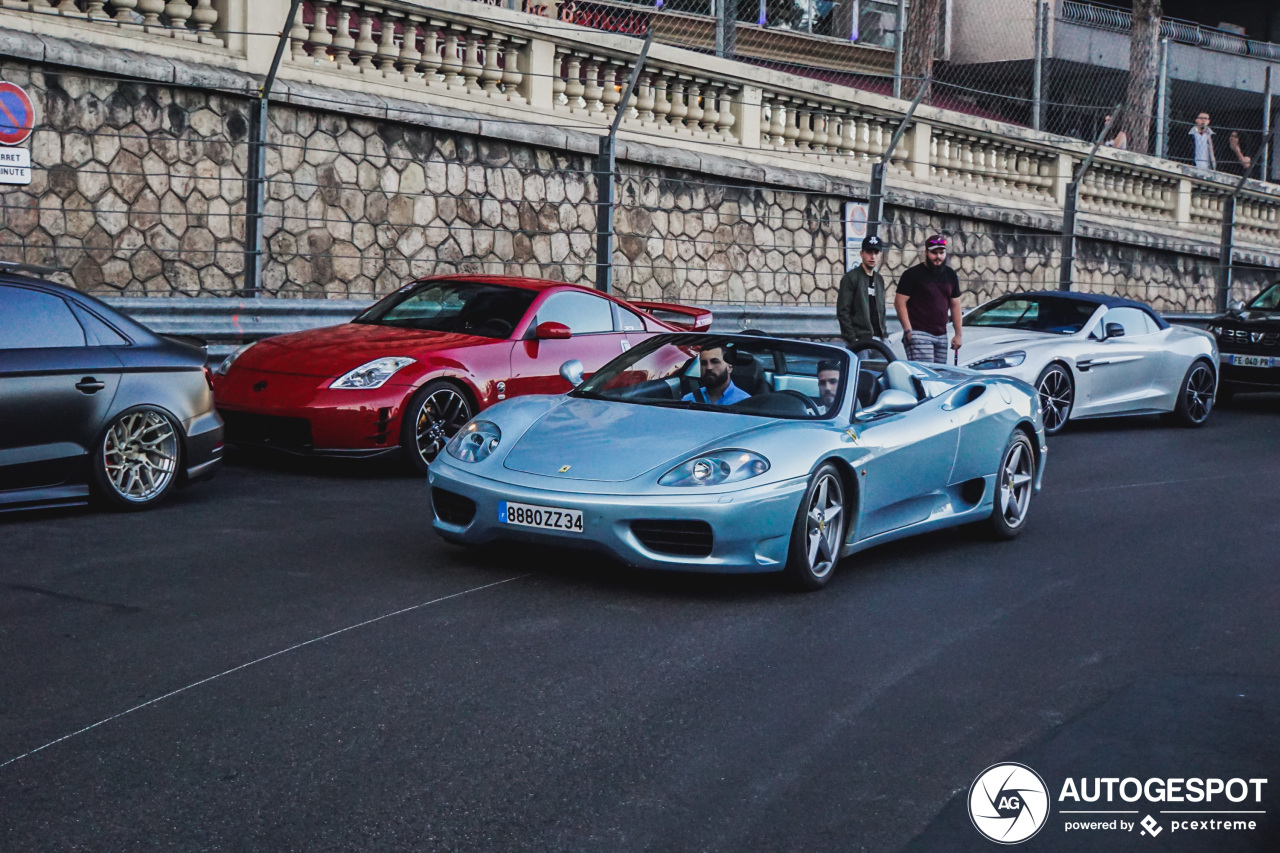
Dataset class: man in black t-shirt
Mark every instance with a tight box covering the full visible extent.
[893,234,962,364]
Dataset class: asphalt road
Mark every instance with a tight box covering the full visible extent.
[2,396,1279,852]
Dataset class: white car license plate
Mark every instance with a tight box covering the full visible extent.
[498,500,584,533]
[1226,354,1276,368]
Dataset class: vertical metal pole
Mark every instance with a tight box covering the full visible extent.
[595,32,654,295]
[868,81,928,241]
[244,0,303,297]
[1218,196,1236,312]
[893,0,905,99]
[1155,37,1170,158]
[1032,0,1045,131]
[1058,182,1078,291]
[715,0,736,57]
[1262,66,1273,180]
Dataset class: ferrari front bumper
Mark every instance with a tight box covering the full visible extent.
[428,462,809,573]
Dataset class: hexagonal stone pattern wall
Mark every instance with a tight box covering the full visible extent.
[0,60,1266,310]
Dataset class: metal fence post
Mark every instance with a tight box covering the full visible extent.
[243,0,303,297]
[1263,66,1273,180]
[867,81,928,241]
[1032,0,1046,132]
[1218,196,1236,312]
[1155,37,1170,158]
[1059,109,1119,291]
[595,31,654,295]
[715,0,736,58]
[892,0,905,99]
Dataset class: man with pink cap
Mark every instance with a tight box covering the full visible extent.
[893,234,963,364]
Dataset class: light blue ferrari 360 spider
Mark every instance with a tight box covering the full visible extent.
[429,334,1047,589]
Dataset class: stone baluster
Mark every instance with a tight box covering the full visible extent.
[781,99,800,150]
[651,73,671,128]
[352,8,378,73]
[766,98,786,148]
[86,0,109,19]
[308,1,333,62]
[54,0,83,16]
[667,78,688,132]
[399,16,423,82]
[1011,151,1029,194]
[551,47,569,107]
[331,3,356,68]
[685,82,705,137]
[112,0,138,26]
[138,0,164,31]
[600,61,622,120]
[811,109,829,154]
[440,25,465,88]
[479,33,503,94]
[419,21,442,84]
[796,103,815,151]
[164,0,193,38]
[501,36,524,101]
[700,84,720,138]
[715,89,735,141]
[635,72,655,125]
[564,53,585,111]
[191,0,219,43]
[289,0,310,62]
[581,56,604,114]
[852,115,870,161]
[456,28,481,92]
[837,112,856,160]
[931,131,948,181]
[375,11,400,78]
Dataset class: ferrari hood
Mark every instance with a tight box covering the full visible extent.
[503,397,767,482]
[234,323,497,377]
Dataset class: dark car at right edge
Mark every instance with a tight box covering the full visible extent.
[1209,283,1280,401]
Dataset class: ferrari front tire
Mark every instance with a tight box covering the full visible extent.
[1034,363,1073,436]
[785,462,847,591]
[401,380,474,475]
[1170,359,1215,427]
[987,431,1035,540]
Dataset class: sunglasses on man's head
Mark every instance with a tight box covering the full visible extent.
[927,247,947,254]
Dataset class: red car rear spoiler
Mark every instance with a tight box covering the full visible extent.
[629,301,714,332]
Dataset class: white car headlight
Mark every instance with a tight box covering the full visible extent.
[658,449,770,487]
[968,351,1026,370]
[215,341,256,376]
[329,357,416,389]
[446,420,501,463]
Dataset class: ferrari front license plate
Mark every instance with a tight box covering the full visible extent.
[498,500,584,533]
[1226,354,1275,368]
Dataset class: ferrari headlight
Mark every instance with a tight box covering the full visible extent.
[658,449,770,487]
[215,341,256,376]
[329,357,416,389]
[445,420,501,463]
[968,351,1026,370]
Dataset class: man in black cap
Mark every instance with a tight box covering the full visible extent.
[837,234,888,348]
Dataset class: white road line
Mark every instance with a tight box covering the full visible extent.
[1060,469,1280,495]
[0,574,530,770]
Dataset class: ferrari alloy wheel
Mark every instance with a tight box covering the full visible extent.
[1034,364,1073,435]
[92,408,181,510]
[988,431,1035,540]
[786,462,847,591]
[1172,360,1215,427]
[402,380,473,474]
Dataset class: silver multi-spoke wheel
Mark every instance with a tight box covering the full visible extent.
[102,410,179,503]
[1035,365,1073,435]
[1182,363,1215,424]
[404,382,473,472]
[787,463,846,590]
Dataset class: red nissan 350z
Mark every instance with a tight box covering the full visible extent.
[211,275,710,473]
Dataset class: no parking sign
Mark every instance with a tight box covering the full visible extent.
[0,82,36,146]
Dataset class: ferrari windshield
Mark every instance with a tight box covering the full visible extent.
[574,334,849,420]
[353,280,536,338]
[1248,283,1280,311]
[965,295,1099,334]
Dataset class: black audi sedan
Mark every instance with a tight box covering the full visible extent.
[1209,283,1280,401]
[0,270,223,511]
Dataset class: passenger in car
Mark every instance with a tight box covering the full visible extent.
[817,360,842,414]
[682,346,751,405]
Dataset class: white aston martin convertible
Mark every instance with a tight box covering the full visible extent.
[887,291,1218,434]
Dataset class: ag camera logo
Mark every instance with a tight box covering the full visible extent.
[969,763,1050,844]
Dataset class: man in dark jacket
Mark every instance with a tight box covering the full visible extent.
[837,235,887,346]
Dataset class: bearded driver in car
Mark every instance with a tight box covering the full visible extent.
[682,345,751,405]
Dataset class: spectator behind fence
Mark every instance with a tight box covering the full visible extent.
[1228,131,1253,176]
[894,235,962,365]
[1189,112,1216,171]
[1102,115,1128,150]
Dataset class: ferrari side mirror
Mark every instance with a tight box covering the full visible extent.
[560,359,585,387]
[861,389,917,417]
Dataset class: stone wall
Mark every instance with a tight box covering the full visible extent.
[0,56,1268,311]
